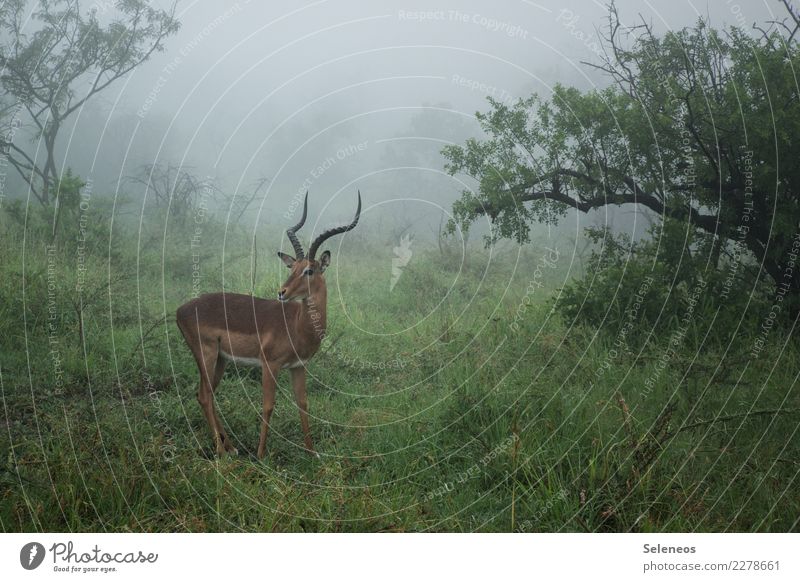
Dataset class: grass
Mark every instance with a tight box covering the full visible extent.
[1,206,799,532]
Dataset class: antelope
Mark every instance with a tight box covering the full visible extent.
[176,192,361,459]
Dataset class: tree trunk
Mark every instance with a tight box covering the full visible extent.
[44,122,61,238]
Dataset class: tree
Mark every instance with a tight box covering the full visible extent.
[442,2,800,308]
[0,0,179,210]
[127,163,214,225]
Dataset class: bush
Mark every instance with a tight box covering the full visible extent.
[555,220,774,346]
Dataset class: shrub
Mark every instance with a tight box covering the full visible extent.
[555,220,774,346]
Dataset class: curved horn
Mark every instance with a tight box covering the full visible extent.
[286,191,308,259]
[308,191,361,260]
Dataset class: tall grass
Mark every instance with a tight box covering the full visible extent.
[1,205,798,532]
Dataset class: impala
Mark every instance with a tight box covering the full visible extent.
[176,192,361,459]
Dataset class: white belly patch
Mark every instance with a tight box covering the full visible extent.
[283,359,307,369]
[219,350,306,370]
[219,350,261,367]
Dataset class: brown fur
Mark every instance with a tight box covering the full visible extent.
[175,255,329,459]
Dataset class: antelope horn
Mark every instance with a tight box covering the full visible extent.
[308,191,361,260]
[286,191,308,258]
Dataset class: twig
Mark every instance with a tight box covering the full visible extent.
[668,408,799,438]
[123,315,171,368]
[615,391,636,449]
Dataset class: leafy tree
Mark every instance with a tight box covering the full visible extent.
[0,0,179,211]
[442,2,800,310]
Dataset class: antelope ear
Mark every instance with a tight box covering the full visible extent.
[277,252,295,268]
[319,250,331,272]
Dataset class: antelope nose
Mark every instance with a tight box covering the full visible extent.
[278,289,286,300]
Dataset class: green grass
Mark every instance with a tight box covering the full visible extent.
[1,209,799,532]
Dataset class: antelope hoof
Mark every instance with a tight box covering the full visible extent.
[216,437,238,457]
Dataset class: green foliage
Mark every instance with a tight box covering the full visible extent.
[556,220,775,344]
[54,167,85,214]
[2,0,798,536]
[0,0,180,207]
[1,201,799,532]
[443,10,800,302]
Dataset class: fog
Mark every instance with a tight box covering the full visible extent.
[10,0,782,243]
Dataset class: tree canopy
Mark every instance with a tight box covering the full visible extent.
[0,0,179,210]
[443,2,800,303]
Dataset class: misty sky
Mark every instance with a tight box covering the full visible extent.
[11,0,784,241]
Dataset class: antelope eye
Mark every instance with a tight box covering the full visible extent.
[303,268,314,276]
